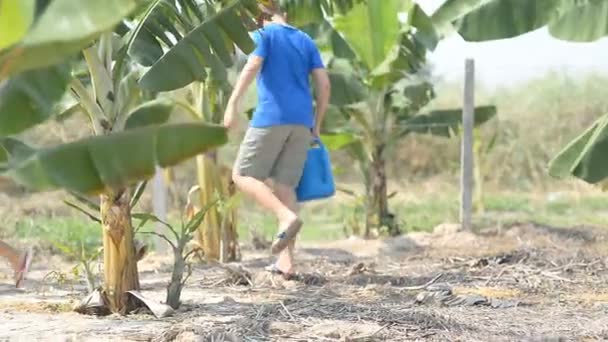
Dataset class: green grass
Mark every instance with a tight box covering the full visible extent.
[390,192,608,232]
[5,192,607,252]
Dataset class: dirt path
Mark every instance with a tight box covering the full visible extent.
[1,223,608,341]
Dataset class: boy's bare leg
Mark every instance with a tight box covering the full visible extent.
[273,183,299,275]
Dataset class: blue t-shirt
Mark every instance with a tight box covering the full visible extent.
[249,23,325,128]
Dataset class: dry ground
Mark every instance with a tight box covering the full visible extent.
[1,222,608,341]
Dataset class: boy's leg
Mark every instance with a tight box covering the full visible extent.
[269,126,311,273]
[273,184,299,275]
[232,126,302,255]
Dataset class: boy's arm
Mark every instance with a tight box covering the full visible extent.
[224,32,266,129]
[312,67,331,137]
[224,56,263,128]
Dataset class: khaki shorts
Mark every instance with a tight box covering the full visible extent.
[233,125,312,188]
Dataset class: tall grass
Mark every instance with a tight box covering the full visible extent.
[388,72,608,191]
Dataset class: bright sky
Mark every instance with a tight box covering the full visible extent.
[418,0,608,88]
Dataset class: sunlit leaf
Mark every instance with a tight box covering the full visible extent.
[5,123,228,194]
[0,0,35,50]
[0,64,71,136]
[333,0,403,71]
[124,98,176,129]
[0,0,137,77]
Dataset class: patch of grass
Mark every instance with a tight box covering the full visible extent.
[397,198,458,232]
[484,195,532,213]
[13,217,101,256]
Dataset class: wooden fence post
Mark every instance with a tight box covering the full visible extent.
[460,59,475,231]
[152,166,168,252]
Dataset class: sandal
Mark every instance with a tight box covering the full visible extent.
[14,248,33,288]
[264,263,298,281]
[270,218,302,255]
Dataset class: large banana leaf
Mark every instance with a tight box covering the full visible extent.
[278,0,358,27]
[439,0,608,42]
[0,0,136,78]
[0,137,36,165]
[300,19,356,60]
[0,0,35,50]
[0,64,71,137]
[333,0,404,71]
[138,0,257,93]
[430,0,485,35]
[548,0,608,42]
[124,98,176,129]
[548,114,608,183]
[328,71,367,107]
[391,80,435,117]
[456,0,562,41]
[401,105,497,138]
[4,123,227,194]
[409,3,439,51]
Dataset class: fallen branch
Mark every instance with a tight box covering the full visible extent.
[402,273,443,291]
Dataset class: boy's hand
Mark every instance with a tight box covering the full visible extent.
[223,101,238,130]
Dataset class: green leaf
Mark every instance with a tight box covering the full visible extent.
[139,0,255,93]
[409,4,439,51]
[129,26,164,67]
[0,0,35,50]
[430,0,486,35]
[548,114,608,183]
[279,0,325,27]
[0,64,71,136]
[185,199,218,234]
[402,105,497,138]
[453,0,563,42]
[391,79,435,118]
[369,30,427,89]
[68,190,101,212]
[0,0,137,77]
[132,213,172,229]
[130,181,148,208]
[63,200,101,223]
[548,0,608,42]
[124,98,176,129]
[333,0,403,71]
[5,123,228,194]
[0,137,36,165]
[321,132,359,151]
[328,70,367,107]
[301,19,356,60]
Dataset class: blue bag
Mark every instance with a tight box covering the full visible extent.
[296,139,336,202]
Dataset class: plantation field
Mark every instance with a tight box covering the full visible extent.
[1,189,608,341]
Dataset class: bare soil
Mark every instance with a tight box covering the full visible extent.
[1,222,608,341]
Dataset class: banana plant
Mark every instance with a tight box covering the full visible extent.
[0,0,258,314]
[429,0,608,186]
[128,0,265,263]
[305,1,497,236]
[189,80,241,263]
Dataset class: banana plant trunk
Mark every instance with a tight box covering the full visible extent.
[365,144,400,237]
[195,152,239,262]
[100,191,140,314]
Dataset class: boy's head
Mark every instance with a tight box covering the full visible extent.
[257,0,287,27]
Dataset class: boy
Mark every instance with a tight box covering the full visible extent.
[223,1,331,278]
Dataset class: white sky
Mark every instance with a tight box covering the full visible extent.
[417,0,608,88]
